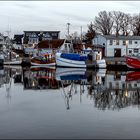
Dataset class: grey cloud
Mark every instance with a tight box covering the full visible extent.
[52,11,92,23]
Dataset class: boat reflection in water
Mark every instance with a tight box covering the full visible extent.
[23,66,59,90]
[1,66,140,111]
[55,68,88,109]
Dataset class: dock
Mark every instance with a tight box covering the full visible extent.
[105,57,128,71]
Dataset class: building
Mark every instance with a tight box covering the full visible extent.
[0,34,12,53]
[92,35,140,57]
[23,31,60,54]
[23,31,60,46]
[13,34,24,50]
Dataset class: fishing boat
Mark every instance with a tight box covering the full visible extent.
[31,53,56,66]
[126,55,140,69]
[55,39,106,68]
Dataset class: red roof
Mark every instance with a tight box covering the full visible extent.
[37,39,65,49]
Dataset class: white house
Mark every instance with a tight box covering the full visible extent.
[92,35,140,57]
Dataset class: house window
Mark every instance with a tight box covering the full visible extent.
[122,83,125,88]
[129,50,132,54]
[134,48,139,53]
[129,84,132,88]
[114,74,121,80]
[129,40,132,44]
[51,33,57,36]
[115,83,119,89]
[135,41,138,44]
[109,82,112,89]
[134,83,137,87]
[123,40,126,45]
[109,40,113,45]
[116,40,119,45]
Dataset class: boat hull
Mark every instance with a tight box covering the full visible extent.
[31,57,56,66]
[4,60,22,65]
[56,53,86,68]
[96,59,106,68]
[126,56,140,69]
[31,62,56,66]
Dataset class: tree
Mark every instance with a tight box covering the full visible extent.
[131,13,140,36]
[120,13,132,36]
[85,22,96,44]
[111,11,125,36]
[93,11,114,35]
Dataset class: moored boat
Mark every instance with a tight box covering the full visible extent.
[126,56,140,69]
[31,53,56,66]
[56,52,87,68]
[55,39,106,68]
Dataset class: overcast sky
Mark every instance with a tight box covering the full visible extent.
[1,1,140,38]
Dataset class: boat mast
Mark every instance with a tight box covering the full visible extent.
[67,23,70,37]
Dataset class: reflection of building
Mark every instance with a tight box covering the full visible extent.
[0,67,4,87]
[105,71,126,90]
[87,70,140,110]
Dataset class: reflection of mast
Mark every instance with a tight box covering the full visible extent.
[5,68,12,103]
[61,81,70,110]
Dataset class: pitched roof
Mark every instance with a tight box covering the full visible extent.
[37,39,65,49]
[104,35,140,40]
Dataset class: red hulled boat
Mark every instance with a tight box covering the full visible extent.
[126,56,140,69]
[31,53,56,66]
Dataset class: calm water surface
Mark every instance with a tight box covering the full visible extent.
[0,66,140,139]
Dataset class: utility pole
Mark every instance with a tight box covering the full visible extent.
[67,23,70,36]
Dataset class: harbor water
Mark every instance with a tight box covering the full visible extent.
[0,66,140,138]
